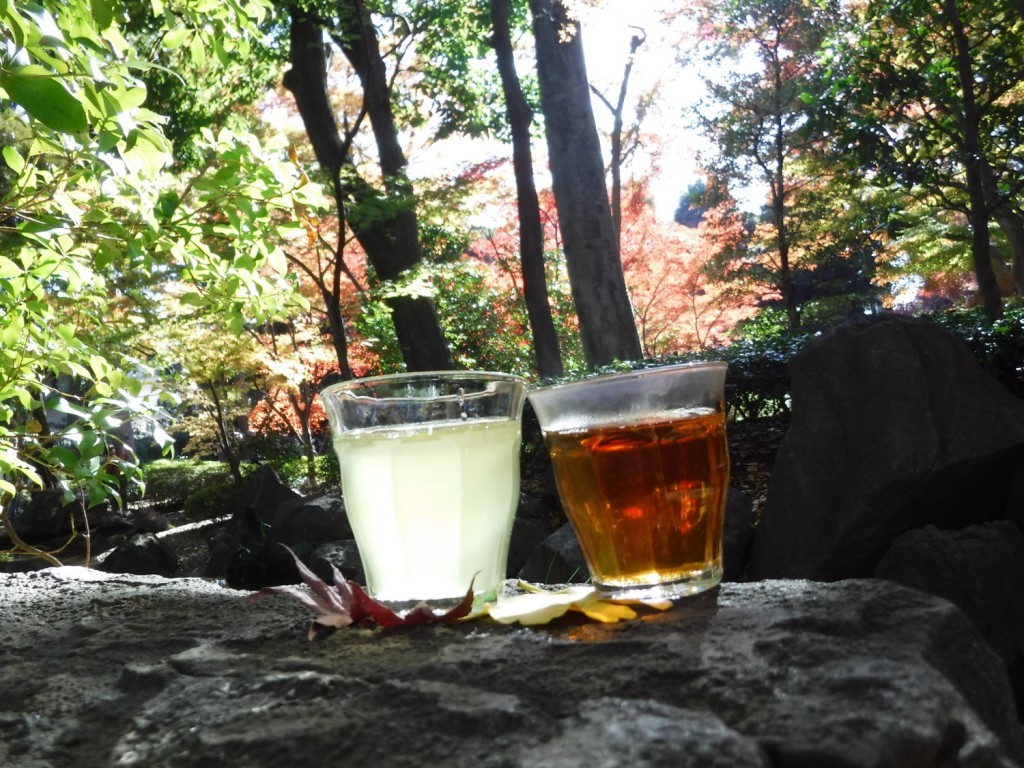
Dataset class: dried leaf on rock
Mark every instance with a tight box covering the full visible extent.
[247,546,474,638]
[483,582,672,626]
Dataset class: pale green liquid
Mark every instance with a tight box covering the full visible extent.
[333,418,521,606]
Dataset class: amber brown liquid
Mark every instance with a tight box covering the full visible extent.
[545,410,728,587]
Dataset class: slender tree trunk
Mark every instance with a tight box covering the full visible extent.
[980,160,1024,295]
[591,32,644,245]
[207,381,244,488]
[490,0,564,379]
[770,53,799,331]
[529,0,642,367]
[947,0,1002,321]
[288,389,318,489]
[284,4,453,372]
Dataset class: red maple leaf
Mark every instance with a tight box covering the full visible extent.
[247,546,475,638]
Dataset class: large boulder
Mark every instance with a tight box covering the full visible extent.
[4,489,82,540]
[876,521,1024,712]
[1,569,1021,767]
[97,533,179,578]
[748,317,1024,580]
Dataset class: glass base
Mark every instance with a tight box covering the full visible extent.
[593,564,722,602]
[374,588,499,617]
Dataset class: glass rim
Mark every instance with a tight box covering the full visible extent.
[321,370,528,400]
[529,360,726,398]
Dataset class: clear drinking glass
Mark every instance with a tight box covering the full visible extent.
[320,371,527,611]
[528,361,729,600]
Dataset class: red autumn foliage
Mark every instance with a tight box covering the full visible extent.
[619,181,757,354]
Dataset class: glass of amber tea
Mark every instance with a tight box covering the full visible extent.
[321,372,527,613]
[527,362,729,600]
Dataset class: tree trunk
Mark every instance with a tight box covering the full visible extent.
[980,160,1024,296]
[490,0,564,379]
[947,0,1002,321]
[284,4,453,372]
[591,32,644,245]
[529,0,642,368]
[207,381,244,488]
[770,51,800,331]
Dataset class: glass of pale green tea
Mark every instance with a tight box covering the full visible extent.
[321,371,527,612]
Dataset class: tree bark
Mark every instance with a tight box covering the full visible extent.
[980,160,1024,296]
[946,0,1002,320]
[207,381,244,488]
[284,3,453,372]
[529,0,642,367]
[490,0,564,379]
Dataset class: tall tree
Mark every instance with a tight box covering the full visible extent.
[692,0,841,330]
[590,28,646,245]
[283,2,454,373]
[822,0,1024,321]
[489,0,564,378]
[529,0,643,367]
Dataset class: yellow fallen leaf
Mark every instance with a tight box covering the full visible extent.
[482,583,671,626]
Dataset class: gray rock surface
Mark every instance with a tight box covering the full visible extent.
[2,569,1022,767]
[748,317,1024,580]
[876,521,1024,709]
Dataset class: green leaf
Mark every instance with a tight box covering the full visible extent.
[0,315,23,347]
[2,145,24,173]
[152,424,173,448]
[162,26,190,50]
[0,255,21,278]
[46,444,79,470]
[55,323,77,343]
[0,66,89,134]
[179,292,205,307]
[91,0,115,29]
[189,35,206,67]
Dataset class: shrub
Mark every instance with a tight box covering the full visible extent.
[142,459,235,507]
[275,452,340,492]
[183,479,243,522]
[926,304,1024,400]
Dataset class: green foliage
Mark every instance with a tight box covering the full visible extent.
[926,304,1024,399]
[402,0,536,141]
[0,0,318,524]
[275,452,339,492]
[183,478,243,521]
[121,0,286,169]
[142,458,235,506]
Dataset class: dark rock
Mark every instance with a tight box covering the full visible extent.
[130,506,173,535]
[749,317,1024,580]
[93,513,135,534]
[875,521,1024,713]
[722,489,754,582]
[507,497,559,577]
[308,540,365,586]
[1,571,1022,767]
[98,534,179,577]
[517,522,589,584]
[266,491,350,546]
[5,489,81,540]
[205,467,304,589]
[245,464,302,518]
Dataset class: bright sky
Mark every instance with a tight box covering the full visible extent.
[263,3,732,226]
[403,2,711,226]
[579,3,710,221]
